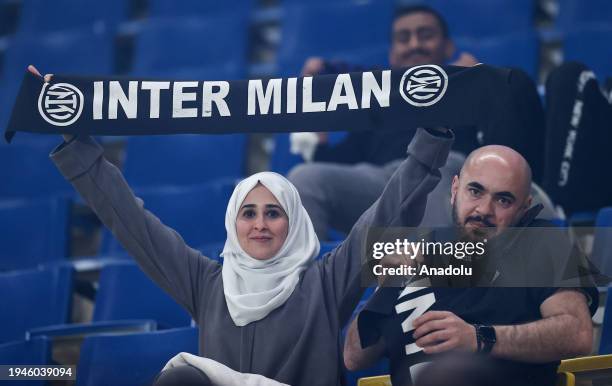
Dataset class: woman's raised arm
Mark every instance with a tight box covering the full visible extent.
[31,65,218,321]
[319,127,454,323]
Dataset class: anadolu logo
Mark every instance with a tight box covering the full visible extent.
[399,64,448,107]
[38,82,84,126]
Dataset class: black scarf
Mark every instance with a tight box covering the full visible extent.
[5,64,525,142]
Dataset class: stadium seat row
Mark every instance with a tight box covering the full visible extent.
[5,0,610,37]
[0,327,198,386]
[4,0,610,132]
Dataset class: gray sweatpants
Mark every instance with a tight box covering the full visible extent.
[288,151,466,240]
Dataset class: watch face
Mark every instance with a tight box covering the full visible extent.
[480,325,496,342]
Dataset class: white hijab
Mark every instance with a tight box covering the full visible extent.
[221,172,320,326]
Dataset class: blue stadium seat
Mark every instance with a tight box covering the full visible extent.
[0,80,16,134]
[148,0,253,19]
[590,207,612,280]
[27,319,157,341]
[270,134,308,176]
[277,0,393,75]
[0,337,52,386]
[0,337,51,364]
[568,211,598,226]
[0,197,70,271]
[0,144,76,199]
[564,26,612,79]
[427,0,534,38]
[557,0,612,29]
[0,265,73,343]
[319,241,342,259]
[26,262,190,340]
[101,180,236,256]
[16,0,127,35]
[92,262,192,329]
[197,241,225,263]
[0,132,62,147]
[549,218,568,228]
[0,29,114,134]
[595,208,612,226]
[0,336,51,365]
[76,327,198,386]
[122,134,246,189]
[283,0,376,3]
[455,31,539,79]
[3,30,115,78]
[132,16,248,80]
[132,65,243,82]
[0,0,19,36]
[599,286,612,354]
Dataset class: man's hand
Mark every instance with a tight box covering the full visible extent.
[301,57,325,76]
[412,311,477,354]
[27,65,74,143]
[413,290,592,362]
[344,314,386,371]
[289,132,319,162]
[27,64,53,83]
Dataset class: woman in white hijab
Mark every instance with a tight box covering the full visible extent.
[154,172,320,386]
[38,59,453,385]
[221,172,320,327]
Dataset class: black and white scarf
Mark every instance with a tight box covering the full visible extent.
[5,64,523,142]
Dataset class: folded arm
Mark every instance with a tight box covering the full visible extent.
[411,289,593,362]
[491,289,593,362]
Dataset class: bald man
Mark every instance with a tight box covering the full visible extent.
[450,145,533,242]
[343,145,597,386]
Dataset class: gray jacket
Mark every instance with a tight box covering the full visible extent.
[50,128,453,386]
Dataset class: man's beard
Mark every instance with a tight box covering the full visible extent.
[451,201,496,242]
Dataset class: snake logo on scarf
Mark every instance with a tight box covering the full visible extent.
[399,64,449,107]
[38,82,84,126]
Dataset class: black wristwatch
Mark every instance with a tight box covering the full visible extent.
[474,324,496,353]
